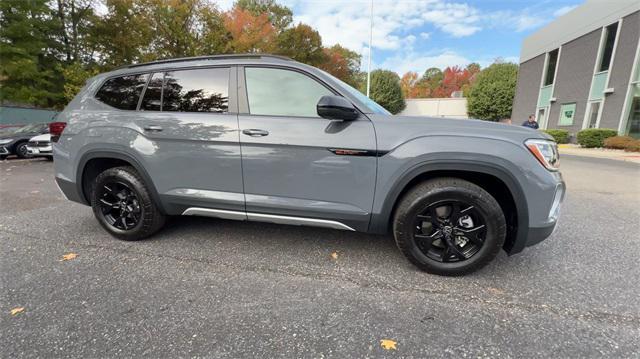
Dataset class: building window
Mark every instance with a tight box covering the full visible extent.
[543,49,559,86]
[598,22,618,72]
[587,101,601,128]
[558,103,576,126]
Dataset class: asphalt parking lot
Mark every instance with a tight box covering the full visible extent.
[1,155,639,358]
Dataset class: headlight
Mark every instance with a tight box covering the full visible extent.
[0,139,14,145]
[525,139,559,170]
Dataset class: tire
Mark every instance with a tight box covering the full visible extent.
[91,166,165,241]
[393,177,506,276]
[15,142,29,158]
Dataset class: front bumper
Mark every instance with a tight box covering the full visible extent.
[509,179,565,255]
[27,145,53,156]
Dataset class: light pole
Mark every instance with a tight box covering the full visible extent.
[366,0,373,98]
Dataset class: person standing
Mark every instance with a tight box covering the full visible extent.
[522,114,539,129]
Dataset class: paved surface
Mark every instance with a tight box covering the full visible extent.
[1,156,639,358]
[559,144,640,164]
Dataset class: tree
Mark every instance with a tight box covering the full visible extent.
[61,61,98,102]
[365,69,405,114]
[93,0,154,67]
[235,0,292,32]
[400,71,419,98]
[276,23,324,65]
[223,5,277,53]
[467,62,518,121]
[0,0,64,108]
[317,44,362,87]
[53,0,97,64]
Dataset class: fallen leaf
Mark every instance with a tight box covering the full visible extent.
[487,287,505,295]
[10,307,25,316]
[60,253,78,261]
[330,252,338,260]
[380,339,397,350]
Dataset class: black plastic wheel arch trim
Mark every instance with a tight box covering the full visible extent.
[76,150,167,214]
[369,159,529,255]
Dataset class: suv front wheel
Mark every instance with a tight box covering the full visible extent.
[91,166,165,241]
[393,178,506,276]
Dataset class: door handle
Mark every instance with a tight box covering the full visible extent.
[143,125,163,132]
[242,129,269,137]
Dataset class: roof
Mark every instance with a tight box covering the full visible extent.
[520,0,640,63]
[115,54,292,70]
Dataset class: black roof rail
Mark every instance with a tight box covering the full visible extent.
[117,54,293,70]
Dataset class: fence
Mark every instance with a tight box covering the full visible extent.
[0,106,59,125]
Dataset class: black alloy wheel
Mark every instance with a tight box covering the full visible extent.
[393,177,506,276]
[15,142,29,158]
[96,181,142,231]
[413,200,487,263]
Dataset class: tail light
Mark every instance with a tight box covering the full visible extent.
[49,122,67,143]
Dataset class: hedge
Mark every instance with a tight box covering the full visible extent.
[576,128,618,148]
[604,136,640,152]
[542,129,570,144]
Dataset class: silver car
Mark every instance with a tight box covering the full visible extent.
[52,54,564,275]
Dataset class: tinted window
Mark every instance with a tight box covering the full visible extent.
[543,49,558,86]
[140,73,163,111]
[96,74,149,110]
[598,23,618,72]
[245,67,332,117]
[163,68,229,113]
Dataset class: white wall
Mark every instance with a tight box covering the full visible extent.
[400,98,468,118]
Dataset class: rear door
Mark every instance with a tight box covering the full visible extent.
[134,66,244,213]
[237,66,377,231]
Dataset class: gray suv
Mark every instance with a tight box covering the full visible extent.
[53,54,564,275]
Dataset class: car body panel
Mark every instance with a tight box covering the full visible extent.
[53,55,565,256]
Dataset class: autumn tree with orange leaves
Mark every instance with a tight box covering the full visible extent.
[401,63,481,99]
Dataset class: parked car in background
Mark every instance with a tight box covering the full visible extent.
[0,124,26,136]
[26,133,53,160]
[0,123,49,160]
[53,54,565,276]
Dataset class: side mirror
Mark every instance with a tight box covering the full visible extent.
[317,95,359,121]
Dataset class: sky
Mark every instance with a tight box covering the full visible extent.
[220,0,583,75]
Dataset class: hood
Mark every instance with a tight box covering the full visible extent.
[370,115,550,151]
[29,133,51,142]
[0,132,41,141]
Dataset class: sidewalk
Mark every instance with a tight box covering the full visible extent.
[558,144,640,164]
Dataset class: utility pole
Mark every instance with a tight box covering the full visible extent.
[366,0,373,98]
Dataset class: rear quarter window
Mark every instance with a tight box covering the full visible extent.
[95,74,149,110]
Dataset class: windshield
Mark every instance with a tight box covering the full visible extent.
[319,70,391,115]
[13,123,48,134]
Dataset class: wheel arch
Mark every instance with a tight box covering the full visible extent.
[76,150,166,214]
[370,161,529,254]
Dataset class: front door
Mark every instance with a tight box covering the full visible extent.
[237,66,377,231]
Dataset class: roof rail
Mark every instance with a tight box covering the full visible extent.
[117,54,293,70]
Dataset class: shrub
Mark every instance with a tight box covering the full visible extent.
[603,136,636,149]
[362,69,406,114]
[542,129,570,144]
[576,128,618,148]
[624,141,640,152]
[467,63,518,121]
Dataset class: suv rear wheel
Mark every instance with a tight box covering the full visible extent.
[393,178,506,276]
[91,166,165,241]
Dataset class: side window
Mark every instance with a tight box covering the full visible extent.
[162,68,229,113]
[95,74,149,110]
[245,67,332,117]
[140,73,163,111]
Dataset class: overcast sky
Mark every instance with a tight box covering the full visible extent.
[219,0,582,74]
